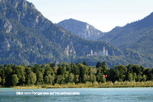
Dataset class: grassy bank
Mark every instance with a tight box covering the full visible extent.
[12,81,153,89]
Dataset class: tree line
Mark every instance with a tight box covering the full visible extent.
[0,61,153,86]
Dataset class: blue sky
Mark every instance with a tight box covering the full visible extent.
[27,0,153,32]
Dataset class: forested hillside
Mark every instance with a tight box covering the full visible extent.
[98,12,153,50]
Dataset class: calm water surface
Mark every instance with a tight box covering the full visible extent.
[0,88,153,102]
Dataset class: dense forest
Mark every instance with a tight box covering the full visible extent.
[0,61,153,87]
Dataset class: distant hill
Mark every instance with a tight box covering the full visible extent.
[58,18,104,40]
[98,12,153,50]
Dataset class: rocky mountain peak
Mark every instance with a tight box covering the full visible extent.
[58,18,104,40]
[0,0,52,31]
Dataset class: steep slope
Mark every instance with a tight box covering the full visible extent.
[0,13,66,65]
[0,0,123,65]
[98,12,153,50]
[58,18,104,40]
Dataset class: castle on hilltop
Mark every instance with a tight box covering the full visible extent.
[87,47,108,56]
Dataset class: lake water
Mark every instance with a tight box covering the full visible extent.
[0,88,153,102]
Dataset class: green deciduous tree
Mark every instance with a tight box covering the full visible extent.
[96,71,105,83]
[96,67,103,75]
[81,61,88,66]
[136,74,142,82]
[5,67,12,75]
[49,63,55,68]
[0,77,1,83]
[96,62,101,68]
[2,78,5,86]
[12,74,19,86]
[68,73,74,83]
[57,64,66,75]
[36,71,43,85]
[143,68,152,80]
[89,74,96,83]
[56,75,65,84]
[140,65,145,74]
[31,72,37,85]
[97,62,108,75]
[142,75,147,81]
[13,66,26,85]
[0,65,3,69]
[44,76,49,84]
[44,75,54,84]
[74,75,79,83]
[71,65,80,75]
[128,73,133,82]
[133,73,136,81]
[82,74,87,83]
[113,65,127,81]
[26,71,37,85]
[88,67,93,76]
[39,68,45,75]
[45,67,54,76]
[4,67,13,86]
[132,64,141,75]
[77,63,88,82]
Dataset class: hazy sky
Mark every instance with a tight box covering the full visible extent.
[27,0,153,32]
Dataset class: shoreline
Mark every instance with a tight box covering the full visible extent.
[0,81,153,89]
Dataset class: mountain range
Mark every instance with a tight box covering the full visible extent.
[57,12,153,67]
[57,13,153,52]
[0,0,153,68]
[0,0,122,66]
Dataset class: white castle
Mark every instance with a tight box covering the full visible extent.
[87,47,108,56]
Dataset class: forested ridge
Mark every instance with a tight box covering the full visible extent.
[0,61,153,87]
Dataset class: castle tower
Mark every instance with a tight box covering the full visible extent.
[103,47,106,55]
[103,47,105,53]
[91,50,93,55]
[106,50,108,56]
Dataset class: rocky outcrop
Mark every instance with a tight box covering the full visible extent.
[64,42,76,57]
[1,39,22,51]
[3,21,13,33]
